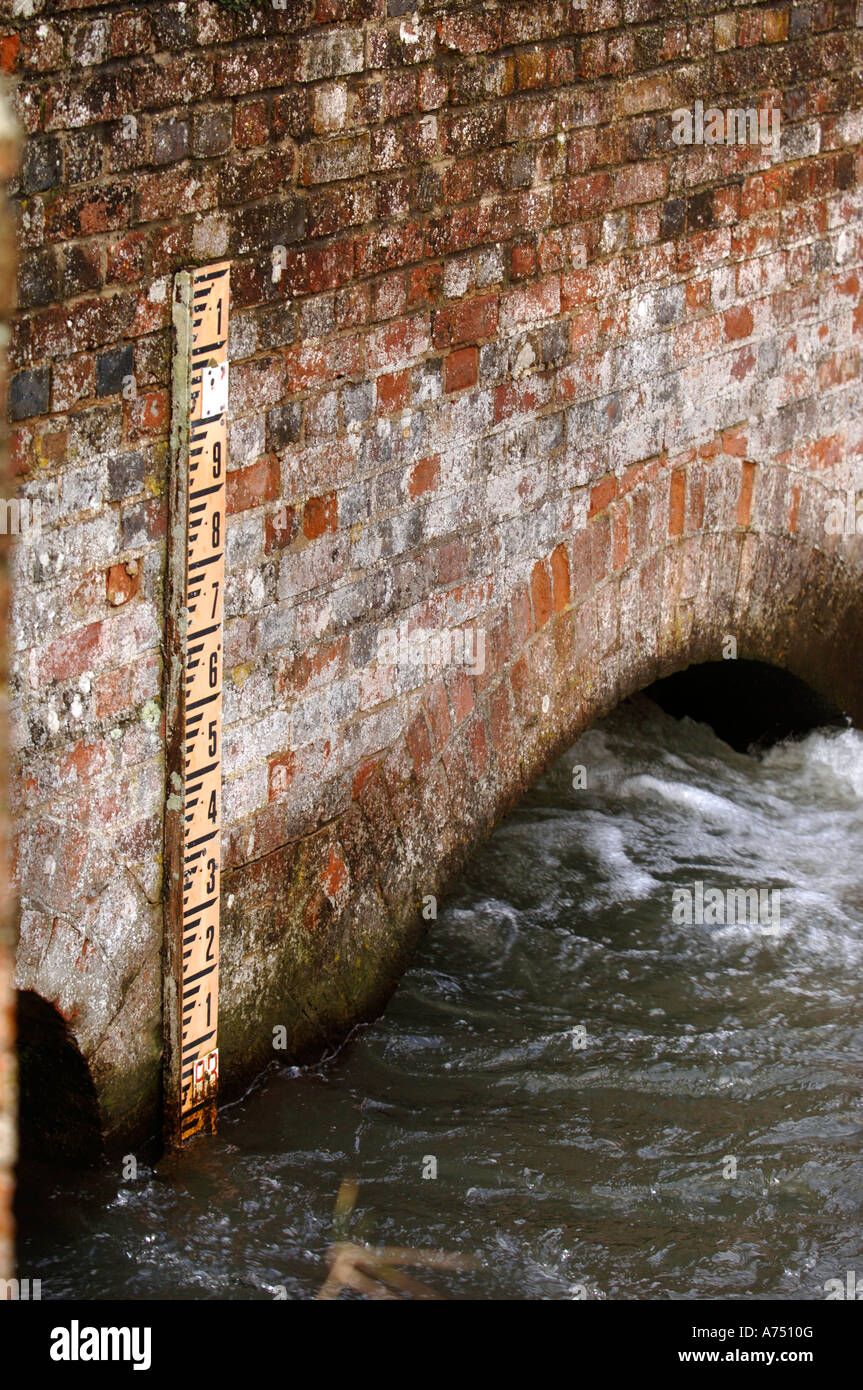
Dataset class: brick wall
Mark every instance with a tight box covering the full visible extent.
[0,88,17,1279]
[4,0,863,1143]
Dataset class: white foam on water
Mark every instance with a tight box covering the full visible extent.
[762,726,863,799]
[580,822,658,899]
[620,774,740,826]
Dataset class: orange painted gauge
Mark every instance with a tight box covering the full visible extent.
[165,262,229,1146]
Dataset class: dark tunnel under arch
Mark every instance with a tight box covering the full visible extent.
[642,658,847,753]
[15,991,103,1170]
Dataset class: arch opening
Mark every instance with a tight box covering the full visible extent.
[641,659,847,754]
[14,992,103,1171]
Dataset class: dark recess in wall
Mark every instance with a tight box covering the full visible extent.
[644,660,846,753]
[14,991,103,1173]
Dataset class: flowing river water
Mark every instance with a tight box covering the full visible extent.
[17,697,863,1300]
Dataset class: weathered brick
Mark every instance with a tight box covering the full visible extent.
[17,248,59,309]
[443,346,478,393]
[96,344,133,397]
[151,118,188,165]
[136,166,218,222]
[366,315,430,370]
[63,243,103,299]
[302,491,338,539]
[9,368,50,420]
[107,452,146,501]
[499,278,560,332]
[433,294,498,348]
[266,402,303,451]
[21,138,62,195]
[614,161,667,206]
[45,182,132,241]
[530,559,553,628]
[296,30,365,82]
[235,100,270,149]
[300,135,370,185]
[5,0,863,1169]
[191,107,234,159]
[228,456,280,515]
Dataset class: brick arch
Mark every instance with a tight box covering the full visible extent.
[7,0,863,1150]
[217,452,863,1100]
[16,462,861,1147]
[15,990,103,1165]
[13,835,163,1150]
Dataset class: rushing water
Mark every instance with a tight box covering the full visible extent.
[17,698,863,1300]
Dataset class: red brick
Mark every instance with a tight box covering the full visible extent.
[32,621,106,688]
[406,712,433,779]
[724,305,754,341]
[611,504,630,570]
[447,668,474,725]
[302,491,338,539]
[433,294,498,349]
[107,232,146,285]
[376,369,410,415]
[551,543,570,612]
[443,346,478,393]
[493,373,553,424]
[366,316,430,371]
[136,166,218,222]
[277,638,347,699]
[530,559,553,629]
[722,427,749,457]
[284,241,354,295]
[106,562,139,607]
[0,34,20,75]
[423,681,453,751]
[265,503,299,553]
[93,651,161,721]
[355,222,424,277]
[418,67,448,111]
[737,461,757,527]
[228,457,280,515]
[31,295,134,359]
[408,262,443,307]
[438,14,501,55]
[589,474,618,518]
[234,100,269,148]
[269,752,296,800]
[614,161,667,207]
[128,389,168,437]
[352,760,378,801]
[554,173,611,224]
[511,242,536,278]
[408,456,440,500]
[669,468,686,537]
[509,656,532,724]
[321,848,349,901]
[286,336,362,392]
